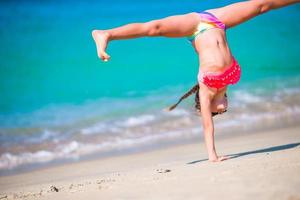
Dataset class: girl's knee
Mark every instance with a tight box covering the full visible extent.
[145,20,162,36]
[253,0,272,14]
[260,2,273,13]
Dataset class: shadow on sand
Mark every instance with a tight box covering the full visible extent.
[187,142,300,165]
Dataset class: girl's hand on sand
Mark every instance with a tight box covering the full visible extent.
[209,155,230,162]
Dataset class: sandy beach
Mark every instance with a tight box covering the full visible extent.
[0,125,300,200]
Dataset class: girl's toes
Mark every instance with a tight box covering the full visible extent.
[102,54,110,62]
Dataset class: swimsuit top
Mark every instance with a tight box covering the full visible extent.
[187,11,226,42]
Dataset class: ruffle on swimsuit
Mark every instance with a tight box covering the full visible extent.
[198,57,241,89]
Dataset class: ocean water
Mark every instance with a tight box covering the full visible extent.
[0,0,300,174]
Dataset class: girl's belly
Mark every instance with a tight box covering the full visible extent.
[199,52,233,73]
[196,29,233,72]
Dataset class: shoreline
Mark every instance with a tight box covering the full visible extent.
[1,125,300,199]
[1,84,300,176]
[2,120,299,177]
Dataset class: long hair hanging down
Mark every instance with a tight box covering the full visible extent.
[167,83,200,113]
[167,83,228,117]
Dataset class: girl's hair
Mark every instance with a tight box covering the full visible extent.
[167,83,201,113]
[167,83,227,116]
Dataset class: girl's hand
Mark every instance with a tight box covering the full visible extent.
[209,155,230,162]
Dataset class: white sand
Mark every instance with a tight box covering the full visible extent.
[1,126,300,200]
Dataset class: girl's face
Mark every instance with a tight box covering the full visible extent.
[211,93,228,114]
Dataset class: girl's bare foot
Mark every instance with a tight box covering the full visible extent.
[92,30,111,62]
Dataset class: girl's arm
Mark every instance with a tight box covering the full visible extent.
[199,84,228,162]
[199,86,218,161]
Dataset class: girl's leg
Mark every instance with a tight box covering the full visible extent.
[207,0,300,28]
[92,12,201,61]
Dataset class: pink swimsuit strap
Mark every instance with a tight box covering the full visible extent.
[198,57,241,89]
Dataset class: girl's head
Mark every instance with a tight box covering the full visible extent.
[168,83,227,116]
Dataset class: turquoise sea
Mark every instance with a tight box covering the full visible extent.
[0,0,300,174]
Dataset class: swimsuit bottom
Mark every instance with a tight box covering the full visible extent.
[198,57,241,89]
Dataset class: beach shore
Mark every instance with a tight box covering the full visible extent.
[1,125,300,200]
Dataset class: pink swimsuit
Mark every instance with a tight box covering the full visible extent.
[198,57,241,89]
[187,11,242,89]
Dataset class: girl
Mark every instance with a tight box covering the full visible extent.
[92,0,300,162]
